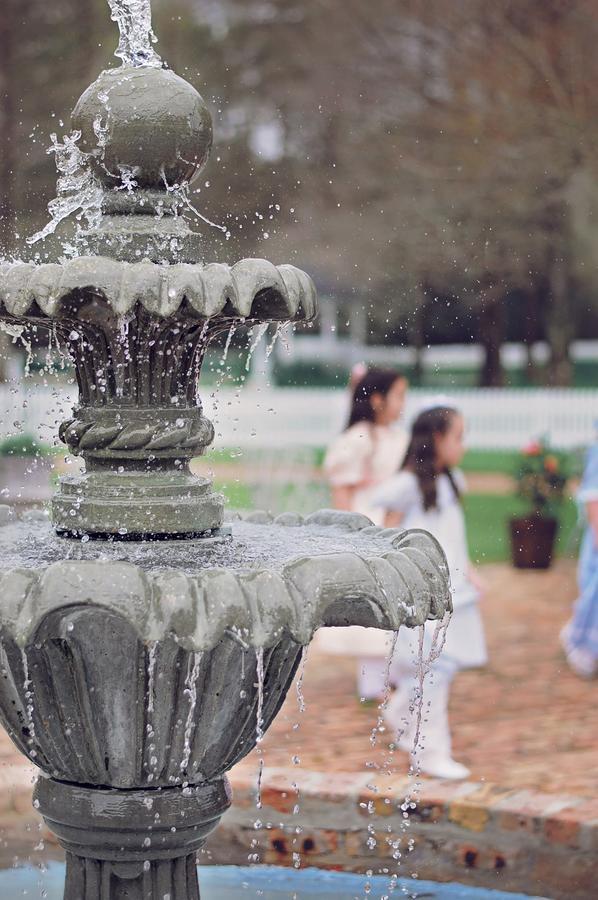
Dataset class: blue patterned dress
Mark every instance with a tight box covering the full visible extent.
[562,444,598,674]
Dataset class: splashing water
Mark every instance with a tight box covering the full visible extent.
[370,630,399,750]
[180,652,202,774]
[221,325,237,367]
[161,169,230,240]
[0,320,35,375]
[27,132,103,246]
[295,646,308,715]
[145,642,159,781]
[21,650,37,759]
[0,321,25,341]
[266,323,283,359]
[108,0,162,68]
[181,187,231,239]
[245,323,269,373]
[255,647,265,745]
[146,642,158,715]
[255,647,266,809]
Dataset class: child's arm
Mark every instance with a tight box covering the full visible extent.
[324,428,371,511]
[468,566,486,598]
[586,500,598,547]
[331,485,356,511]
[371,472,416,525]
[384,510,403,528]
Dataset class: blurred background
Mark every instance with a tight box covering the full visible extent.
[0,3,597,875]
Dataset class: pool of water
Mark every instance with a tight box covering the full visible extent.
[0,518,394,574]
[1,863,549,899]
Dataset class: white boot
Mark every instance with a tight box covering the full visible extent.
[383,674,416,749]
[385,665,470,781]
[560,624,597,679]
[357,657,391,701]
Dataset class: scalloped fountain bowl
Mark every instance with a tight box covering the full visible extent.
[0,508,450,898]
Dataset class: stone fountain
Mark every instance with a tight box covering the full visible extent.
[0,5,452,899]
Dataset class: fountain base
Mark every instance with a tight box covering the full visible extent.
[52,468,225,538]
[34,777,232,900]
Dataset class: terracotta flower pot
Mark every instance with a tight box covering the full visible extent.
[509,515,559,570]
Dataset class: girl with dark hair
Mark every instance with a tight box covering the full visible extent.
[325,366,408,523]
[372,401,487,780]
[321,366,408,701]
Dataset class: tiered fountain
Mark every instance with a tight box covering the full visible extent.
[0,4,451,898]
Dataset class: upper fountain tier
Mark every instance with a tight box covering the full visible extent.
[70,64,215,263]
[0,62,316,538]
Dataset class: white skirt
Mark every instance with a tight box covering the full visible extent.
[314,625,393,658]
[315,600,487,670]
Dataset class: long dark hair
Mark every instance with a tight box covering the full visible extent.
[346,368,404,429]
[402,406,461,510]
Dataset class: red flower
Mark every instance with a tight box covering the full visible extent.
[523,441,542,456]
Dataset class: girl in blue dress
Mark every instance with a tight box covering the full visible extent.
[561,443,598,678]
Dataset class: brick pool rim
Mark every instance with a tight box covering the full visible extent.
[1,763,596,900]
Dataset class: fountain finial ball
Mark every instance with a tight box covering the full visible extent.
[72,66,213,190]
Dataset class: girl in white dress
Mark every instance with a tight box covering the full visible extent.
[372,403,487,780]
[322,368,409,700]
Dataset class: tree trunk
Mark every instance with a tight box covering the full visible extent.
[409,285,427,386]
[546,254,574,387]
[477,286,505,387]
[522,286,542,385]
[0,4,17,254]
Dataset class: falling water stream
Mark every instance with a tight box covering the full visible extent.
[181,652,203,775]
[107,0,162,68]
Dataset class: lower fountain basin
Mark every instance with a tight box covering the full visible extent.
[2,863,550,899]
[0,507,451,899]
[0,509,450,787]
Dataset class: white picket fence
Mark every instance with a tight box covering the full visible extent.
[2,383,598,451]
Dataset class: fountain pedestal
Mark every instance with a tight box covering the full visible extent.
[35,778,231,900]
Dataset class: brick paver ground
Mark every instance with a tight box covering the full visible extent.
[234,560,598,798]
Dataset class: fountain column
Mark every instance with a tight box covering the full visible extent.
[35,778,231,900]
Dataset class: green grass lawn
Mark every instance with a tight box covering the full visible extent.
[461,448,582,476]
[214,480,253,510]
[462,449,520,475]
[215,473,581,566]
[208,447,581,477]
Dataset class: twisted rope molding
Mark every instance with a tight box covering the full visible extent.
[0,257,317,322]
[59,414,215,454]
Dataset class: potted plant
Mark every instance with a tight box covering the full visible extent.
[0,433,54,504]
[509,440,568,569]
